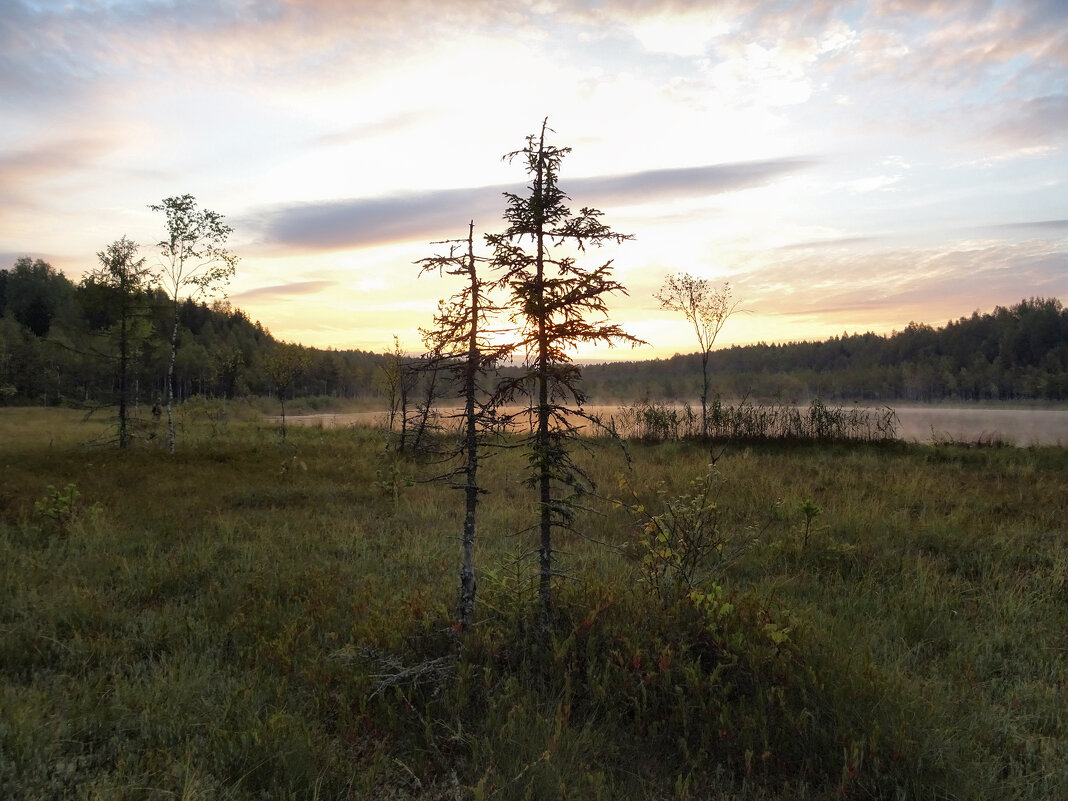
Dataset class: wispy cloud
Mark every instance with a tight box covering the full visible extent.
[990,219,1068,231]
[312,110,442,147]
[230,280,336,302]
[0,0,545,102]
[777,236,877,251]
[250,158,816,252]
[987,94,1068,148]
[740,239,1068,322]
[0,137,111,214]
[248,187,500,253]
[0,137,106,183]
[571,158,816,204]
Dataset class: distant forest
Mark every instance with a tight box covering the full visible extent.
[2,257,1066,406]
[0,258,381,407]
[584,297,1068,403]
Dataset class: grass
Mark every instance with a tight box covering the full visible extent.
[1,404,1066,799]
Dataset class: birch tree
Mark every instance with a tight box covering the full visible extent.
[488,120,642,632]
[656,274,740,438]
[264,342,309,443]
[149,194,238,453]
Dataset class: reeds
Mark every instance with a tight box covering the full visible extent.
[610,397,900,443]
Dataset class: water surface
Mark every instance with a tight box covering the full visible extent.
[283,404,1068,446]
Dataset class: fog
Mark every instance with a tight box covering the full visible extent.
[891,406,1068,446]
[283,405,1068,446]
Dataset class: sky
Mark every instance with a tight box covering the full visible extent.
[1,0,1066,360]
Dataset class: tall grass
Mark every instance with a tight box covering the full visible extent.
[607,398,900,443]
[1,405,1065,799]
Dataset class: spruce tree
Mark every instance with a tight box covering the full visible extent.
[85,237,154,448]
[487,120,642,631]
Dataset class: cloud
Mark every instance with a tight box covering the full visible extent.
[0,137,112,213]
[0,251,44,268]
[0,137,105,182]
[248,187,501,253]
[739,239,1068,322]
[777,236,877,251]
[250,158,816,252]
[312,110,442,147]
[990,219,1068,231]
[570,159,815,204]
[0,0,545,101]
[230,280,336,302]
[987,94,1068,147]
[841,174,902,194]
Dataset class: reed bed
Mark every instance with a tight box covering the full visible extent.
[606,398,900,443]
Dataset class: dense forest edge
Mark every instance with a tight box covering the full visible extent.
[2,257,1066,408]
[585,297,1068,403]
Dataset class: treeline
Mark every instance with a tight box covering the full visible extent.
[583,297,1068,403]
[4,257,1066,408]
[0,257,382,406]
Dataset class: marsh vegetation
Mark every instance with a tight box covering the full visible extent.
[2,406,1066,800]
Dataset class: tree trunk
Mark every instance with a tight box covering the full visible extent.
[118,297,129,449]
[533,132,553,633]
[166,299,179,454]
[398,377,409,452]
[459,221,479,631]
[701,349,710,438]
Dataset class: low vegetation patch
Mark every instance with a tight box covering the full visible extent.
[1,406,1065,799]
[608,398,900,443]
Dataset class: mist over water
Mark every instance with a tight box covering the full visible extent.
[284,405,1068,446]
[891,406,1068,446]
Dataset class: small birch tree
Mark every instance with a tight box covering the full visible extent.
[655,274,740,438]
[149,194,238,453]
[264,342,309,443]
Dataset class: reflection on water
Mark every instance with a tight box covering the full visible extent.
[282,404,1068,446]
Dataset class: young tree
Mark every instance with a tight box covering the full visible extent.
[264,342,309,442]
[84,237,155,448]
[408,360,444,453]
[418,221,512,630]
[149,194,238,453]
[376,336,419,449]
[487,120,642,631]
[655,274,740,438]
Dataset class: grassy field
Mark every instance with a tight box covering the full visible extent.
[1,405,1066,800]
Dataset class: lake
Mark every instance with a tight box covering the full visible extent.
[282,403,1068,446]
[888,405,1068,446]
